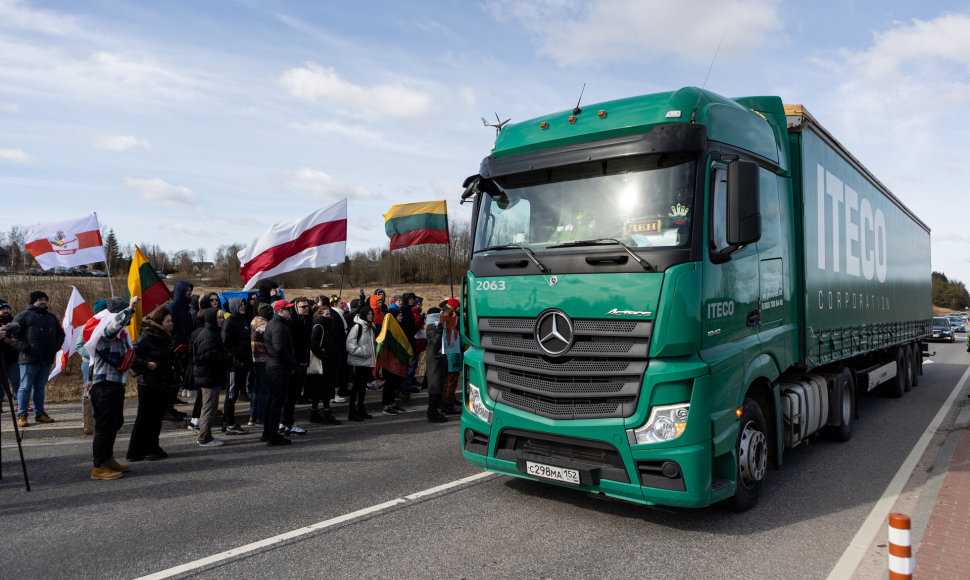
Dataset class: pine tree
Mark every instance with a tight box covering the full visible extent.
[104,229,122,274]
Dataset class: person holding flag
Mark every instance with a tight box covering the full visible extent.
[84,296,139,480]
[375,303,413,416]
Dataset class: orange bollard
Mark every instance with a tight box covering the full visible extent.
[888,512,914,579]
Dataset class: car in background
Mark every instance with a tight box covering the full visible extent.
[946,314,967,332]
[26,267,48,276]
[930,317,955,343]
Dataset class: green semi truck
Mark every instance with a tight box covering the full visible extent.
[458,87,932,510]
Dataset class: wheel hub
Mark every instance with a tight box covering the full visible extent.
[738,421,767,487]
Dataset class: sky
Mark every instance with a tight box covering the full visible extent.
[1,0,970,284]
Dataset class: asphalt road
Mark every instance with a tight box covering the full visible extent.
[1,341,967,579]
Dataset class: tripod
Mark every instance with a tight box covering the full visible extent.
[0,356,31,491]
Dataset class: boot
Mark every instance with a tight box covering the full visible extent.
[347,407,362,422]
[91,465,123,480]
[104,457,130,473]
[82,396,95,436]
[357,404,373,420]
[308,409,324,424]
[322,409,341,425]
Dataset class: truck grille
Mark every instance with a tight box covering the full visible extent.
[479,316,651,419]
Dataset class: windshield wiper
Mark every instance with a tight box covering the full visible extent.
[477,244,550,274]
[548,238,654,271]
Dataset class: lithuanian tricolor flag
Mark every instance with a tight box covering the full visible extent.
[375,311,413,377]
[125,245,173,340]
[383,200,449,251]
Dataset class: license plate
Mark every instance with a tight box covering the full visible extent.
[525,461,580,485]
[933,332,940,337]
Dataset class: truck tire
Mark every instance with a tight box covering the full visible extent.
[910,342,921,387]
[902,346,913,393]
[725,398,767,512]
[885,348,907,398]
[822,369,854,442]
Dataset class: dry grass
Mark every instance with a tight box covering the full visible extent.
[0,276,454,402]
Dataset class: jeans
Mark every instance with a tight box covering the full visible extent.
[402,352,421,390]
[80,360,90,399]
[1,361,19,402]
[224,366,249,427]
[18,363,51,416]
[282,365,307,428]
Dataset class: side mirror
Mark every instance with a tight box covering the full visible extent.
[726,160,761,246]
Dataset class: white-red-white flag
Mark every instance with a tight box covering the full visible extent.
[49,286,95,380]
[237,199,348,291]
[25,214,106,270]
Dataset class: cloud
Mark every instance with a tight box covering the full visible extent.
[0,102,19,113]
[93,134,151,152]
[280,62,433,119]
[125,177,198,205]
[486,0,783,66]
[283,167,379,200]
[163,222,208,237]
[290,120,386,146]
[0,0,88,37]
[0,148,33,163]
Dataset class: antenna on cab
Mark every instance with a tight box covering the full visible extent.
[690,28,727,124]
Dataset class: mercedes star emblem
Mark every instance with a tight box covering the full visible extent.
[534,309,574,356]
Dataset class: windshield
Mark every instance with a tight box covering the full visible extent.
[474,153,695,253]
[933,318,950,327]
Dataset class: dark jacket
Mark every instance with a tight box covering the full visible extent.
[0,313,18,367]
[264,313,297,370]
[255,279,280,310]
[169,280,194,346]
[11,305,65,365]
[221,297,252,366]
[131,317,176,390]
[288,311,313,365]
[424,314,447,396]
[190,308,232,389]
[310,313,344,370]
[399,293,417,347]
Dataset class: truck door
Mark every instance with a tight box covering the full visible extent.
[702,164,762,358]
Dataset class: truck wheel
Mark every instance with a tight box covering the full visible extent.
[822,369,854,442]
[902,347,913,392]
[885,348,907,398]
[725,398,767,512]
[910,342,920,387]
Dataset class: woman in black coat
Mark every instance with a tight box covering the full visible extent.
[191,307,233,446]
[127,307,176,461]
[307,306,342,425]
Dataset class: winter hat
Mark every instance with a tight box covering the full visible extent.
[93,299,108,313]
[106,297,127,313]
[0,299,10,311]
[447,298,461,311]
[29,290,49,305]
[257,303,273,319]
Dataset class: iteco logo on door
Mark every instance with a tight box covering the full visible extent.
[816,164,888,282]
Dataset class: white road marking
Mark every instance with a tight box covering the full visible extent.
[136,471,495,579]
[826,363,970,580]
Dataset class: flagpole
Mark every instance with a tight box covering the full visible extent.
[446,206,454,298]
[94,212,115,296]
[338,260,346,302]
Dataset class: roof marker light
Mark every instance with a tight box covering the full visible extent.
[598,110,606,118]
[540,122,549,130]
[568,116,576,124]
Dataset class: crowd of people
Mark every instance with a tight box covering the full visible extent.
[0,281,464,481]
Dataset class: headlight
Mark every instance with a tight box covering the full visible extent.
[630,403,689,444]
[466,382,493,423]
